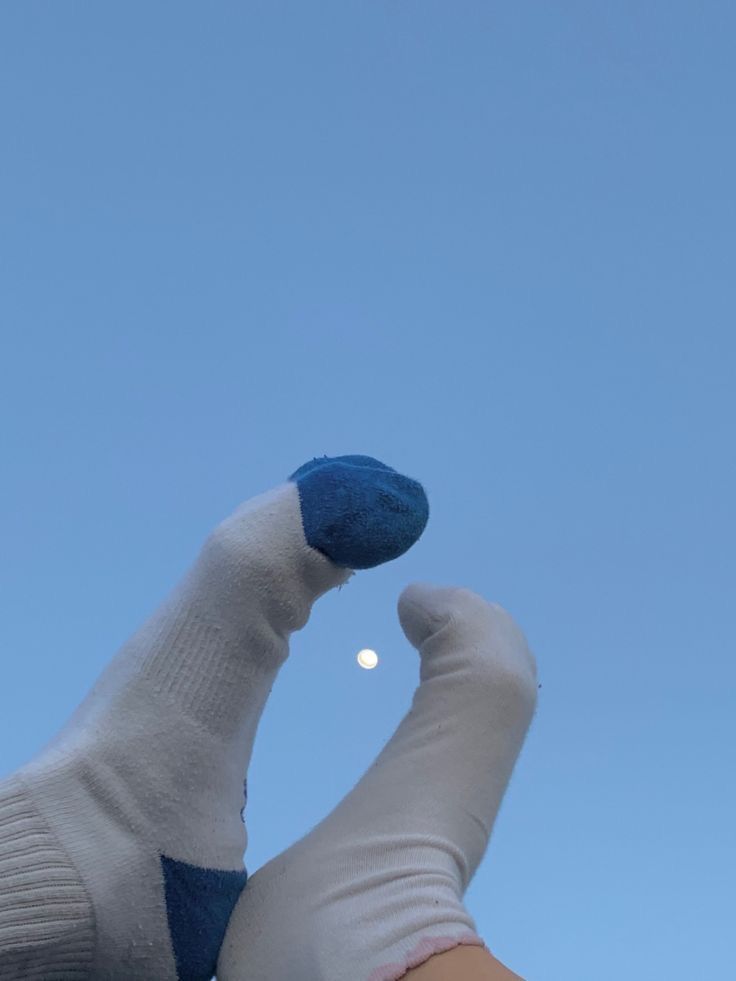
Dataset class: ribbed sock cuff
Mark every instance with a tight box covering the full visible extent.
[0,776,95,980]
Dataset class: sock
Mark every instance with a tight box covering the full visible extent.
[0,455,428,981]
[217,583,537,981]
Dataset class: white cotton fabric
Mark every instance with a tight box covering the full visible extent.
[218,584,538,981]
[0,484,349,980]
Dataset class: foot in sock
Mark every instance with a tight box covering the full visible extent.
[0,455,428,981]
[217,583,537,981]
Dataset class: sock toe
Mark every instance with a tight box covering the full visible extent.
[289,455,429,569]
[397,582,455,648]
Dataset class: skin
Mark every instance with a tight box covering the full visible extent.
[406,945,525,981]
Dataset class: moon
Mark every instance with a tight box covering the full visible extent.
[356,648,379,670]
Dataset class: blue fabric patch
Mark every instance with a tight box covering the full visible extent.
[289,454,429,569]
[160,854,247,981]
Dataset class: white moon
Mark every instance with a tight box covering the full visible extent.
[357,648,379,670]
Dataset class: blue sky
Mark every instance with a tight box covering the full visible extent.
[1,3,734,978]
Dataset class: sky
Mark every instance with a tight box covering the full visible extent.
[1,3,734,979]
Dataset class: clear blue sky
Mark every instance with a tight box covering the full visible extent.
[1,4,734,978]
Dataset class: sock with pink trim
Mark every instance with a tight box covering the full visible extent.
[218,583,538,981]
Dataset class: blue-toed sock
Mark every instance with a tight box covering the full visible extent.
[0,456,428,981]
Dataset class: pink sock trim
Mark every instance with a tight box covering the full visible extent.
[367,932,486,981]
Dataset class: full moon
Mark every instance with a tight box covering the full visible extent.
[356,648,379,670]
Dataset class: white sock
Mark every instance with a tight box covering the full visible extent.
[218,583,538,981]
[0,456,428,981]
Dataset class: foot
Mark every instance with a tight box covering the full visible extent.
[0,456,428,981]
[218,584,537,981]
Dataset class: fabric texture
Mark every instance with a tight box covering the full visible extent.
[290,455,429,569]
[0,456,428,980]
[160,856,249,981]
[218,584,538,981]
[0,775,94,980]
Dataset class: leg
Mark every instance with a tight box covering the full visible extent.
[0,455,428,981]
[218,583,537,981]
